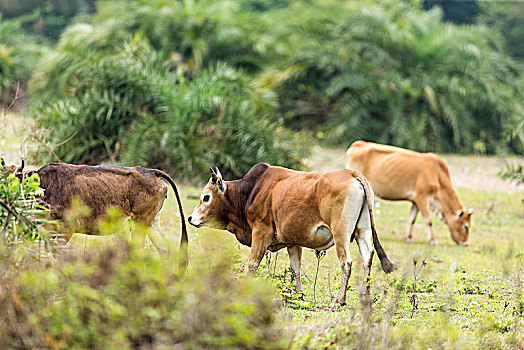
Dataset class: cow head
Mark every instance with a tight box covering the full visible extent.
[188,167,227,229]
[449,208,473,245]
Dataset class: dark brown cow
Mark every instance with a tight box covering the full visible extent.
[188,163,393,305]
[346,141,473,245]
[9,162,187,256]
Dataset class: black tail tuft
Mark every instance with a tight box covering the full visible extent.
[372,225,394,273]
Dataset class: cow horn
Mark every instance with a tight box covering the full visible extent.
[215,167,222,179]
[210,167,218,184]
[1,157,5,167]
[20,159,25,171]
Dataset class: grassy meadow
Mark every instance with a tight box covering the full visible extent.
[165,153,523,349]
[2,113,524,348]
[76,149,524,348]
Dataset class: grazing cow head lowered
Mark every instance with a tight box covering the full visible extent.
[448,208,473,245]
[347,141,474,246]
[189,163,394,305]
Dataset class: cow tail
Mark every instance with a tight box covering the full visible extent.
[356,176,394,274]
[154,170,188,264]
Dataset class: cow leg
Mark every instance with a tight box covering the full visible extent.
[248,225,273,273]
[417,198,437,245]
[332,218,354,305]
[406,203,419,243]
[356,211,375,294]
[287,245,304,295]
[334,237,352,305]
[332,186,368,305]
[147,208,172,255]
[59,225,75,245]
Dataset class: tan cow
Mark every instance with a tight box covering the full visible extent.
[346,141,473,245]
[188,164,393,305]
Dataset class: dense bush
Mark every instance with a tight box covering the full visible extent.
[0,17,46,102]
[0,0,95,39]
[0,162,48,242]
[24,0,524,173]
[479,2,524,62]
[274,2,524,153]
[41,0,273,75]
[32,42,308,180]
[0,236,285,348]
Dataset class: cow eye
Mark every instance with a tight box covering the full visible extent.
[203,195,210,203]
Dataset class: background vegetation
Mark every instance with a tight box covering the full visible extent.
[1,0,523,179]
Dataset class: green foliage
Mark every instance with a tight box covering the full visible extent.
[51,0,274,75]
[121,62,307,179]
[0,236,285,349]
[0,0,95,39]
[275,2,523,153]
[423,0,481,25]
[272,268,312,310]
[32,42,308,180]
[499,165,524,186]
[499,112,524,185]
[479,2,524,61]
[0,16,47,101]
[0,164,47,241]
[24,0,524,172]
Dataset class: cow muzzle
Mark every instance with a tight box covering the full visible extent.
[188,215,202,228]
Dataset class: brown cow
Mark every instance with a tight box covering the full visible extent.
[346,141,473,245]
[188,164,393,305]
[7,161,188,256]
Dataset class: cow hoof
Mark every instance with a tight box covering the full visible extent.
[406,238,414,244]
[429,240,439,246]
[336,299,347,306]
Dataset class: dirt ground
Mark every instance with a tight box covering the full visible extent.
[0,113,33,165]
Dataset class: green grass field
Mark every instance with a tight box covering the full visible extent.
[146,147,522,349]
[3,113,524,348]
[164,157,523,349]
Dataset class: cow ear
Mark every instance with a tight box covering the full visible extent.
[215,167,225,193]
[456,209,464,218]
[217,178,226,194]
[467,208,474,217]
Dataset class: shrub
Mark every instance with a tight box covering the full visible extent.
[0,161,48,242]
[0,17,46,102]
[274,2,523,154]
[32,42,309,181]
[0,235,286,349]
